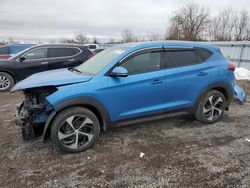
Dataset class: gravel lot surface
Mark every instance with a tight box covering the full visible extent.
[0,81,249,188]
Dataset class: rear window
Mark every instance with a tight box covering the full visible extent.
[0,47,10,55]
[195,48,213,61]
[165,50,200,68]
[48,48,80,58]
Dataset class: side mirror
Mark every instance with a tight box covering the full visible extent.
[19,56,25,62]
[111,67,128,77]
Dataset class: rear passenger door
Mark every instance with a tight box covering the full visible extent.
[164,47,213,112]
[47,47,81,70]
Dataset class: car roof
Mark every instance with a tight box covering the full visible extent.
[116,41,220,52]
[32,43,87,48]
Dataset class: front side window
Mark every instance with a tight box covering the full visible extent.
[24,48,47,60]
[48,48,80,58]
[165,50,200,68]
[121,51,162,74]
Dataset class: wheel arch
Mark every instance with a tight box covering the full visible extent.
[0,69,16,83]
[195,82,233,111]
[42,97,111,141]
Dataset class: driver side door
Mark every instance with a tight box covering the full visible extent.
[103,48,166,122]
[14,47,49,80]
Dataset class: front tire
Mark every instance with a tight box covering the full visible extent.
[195,90,226,124]
[51,107,100,153]
[0,72,15,92]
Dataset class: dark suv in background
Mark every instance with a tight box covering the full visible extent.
[0,44,93,91]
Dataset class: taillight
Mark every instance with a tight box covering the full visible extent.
[88,53,94,59]
[228,64,236,71]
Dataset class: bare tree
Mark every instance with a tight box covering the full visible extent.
[166,2,210,41]
[121,28,134,42]
[208,8,250,41]
[8,37,15,44]
[92,36,99,44]
[108,38,115,43]
[148,33,162,41]
[60,38,77,43]
[0,41,6,45]
[75,33,89,44]
[208,8,237,41]
[61,33,89,44]
[234,10,250,41]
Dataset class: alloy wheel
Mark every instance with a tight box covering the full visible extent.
[203,95,224,121]
[0,75,10,91]
[58,115,94,149]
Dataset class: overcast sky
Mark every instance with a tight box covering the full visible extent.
[0,0,250,42]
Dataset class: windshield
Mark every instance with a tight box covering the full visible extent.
[75,47,127,75]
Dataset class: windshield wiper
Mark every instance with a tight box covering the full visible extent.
[69,67,82,73]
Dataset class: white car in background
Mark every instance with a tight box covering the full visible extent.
[84,44,99,52]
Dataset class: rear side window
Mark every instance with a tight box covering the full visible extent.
[165,50,200,68]
[121,51,162,74]
[48,48,80,58]
[195,48,213,61]
[0,47,10,55]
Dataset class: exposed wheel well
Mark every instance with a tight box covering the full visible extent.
[82,104,105,132]
[211,87,229,101]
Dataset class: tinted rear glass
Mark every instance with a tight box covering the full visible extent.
[166,50,200,68]
[195,48,213,61]
[48,48,80,58]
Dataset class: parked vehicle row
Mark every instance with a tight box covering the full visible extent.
[0,44,93,91]
[12,41,246,153]
[0,44,32,59]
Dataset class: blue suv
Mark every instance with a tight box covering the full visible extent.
[13,42,246,153]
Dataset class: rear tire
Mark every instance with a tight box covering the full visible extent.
[195,90,226,124]
[51,107,100,153]
[0,72,15,92]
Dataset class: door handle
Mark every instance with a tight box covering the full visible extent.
[67,59,75,62]
[197,72,208,76]
[41,61,48,65]
[151,79,163,84]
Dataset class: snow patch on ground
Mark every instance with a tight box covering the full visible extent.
[235,68,250,81]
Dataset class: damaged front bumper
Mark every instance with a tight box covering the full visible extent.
[15,101,48,140]
[14,87,57,141]
[234,85,246,105]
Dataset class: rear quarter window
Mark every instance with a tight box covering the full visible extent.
[48,47,80,58]
[195,48,213,61]
[166,50,200,68]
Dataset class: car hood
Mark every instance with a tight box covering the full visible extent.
[11,68,93,91]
